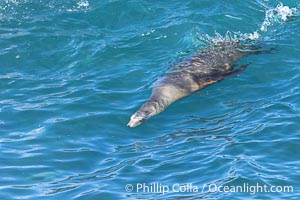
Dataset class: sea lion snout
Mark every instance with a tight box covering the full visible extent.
[127,103,157,128]
[127,113,145,128]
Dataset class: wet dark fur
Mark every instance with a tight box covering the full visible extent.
[159,42,249,92]
[128,42,270,127]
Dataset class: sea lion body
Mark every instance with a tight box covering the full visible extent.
[127,42,261,128]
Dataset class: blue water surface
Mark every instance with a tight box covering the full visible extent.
[0,0,299,199]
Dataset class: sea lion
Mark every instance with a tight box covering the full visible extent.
[127,41,269,128]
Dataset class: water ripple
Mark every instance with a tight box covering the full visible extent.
[0,0,299,199]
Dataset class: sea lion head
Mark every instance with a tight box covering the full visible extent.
[127,102,157,128]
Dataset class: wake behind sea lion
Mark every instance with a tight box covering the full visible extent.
[127,41,272,128]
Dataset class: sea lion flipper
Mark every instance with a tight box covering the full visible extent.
[225,63,251,77]
[251,47,277,55]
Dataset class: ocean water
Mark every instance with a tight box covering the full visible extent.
[0,0,299,199]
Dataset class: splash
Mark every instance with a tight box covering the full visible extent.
[67,0,90,12]
[260,3,298,32]
[196,31,260,48]
[197,3,298,46]
[75,0,90,10]
[77,0,89,9]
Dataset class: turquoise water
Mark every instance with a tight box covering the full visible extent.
[0,0,300,199]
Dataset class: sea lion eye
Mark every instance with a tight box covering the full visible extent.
[144,110,151,115]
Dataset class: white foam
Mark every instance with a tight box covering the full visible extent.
[245,31,260,40]
[67,0,90,12]
[260,3,298,32]
[197,31,257,47]
[77,0,89,9]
